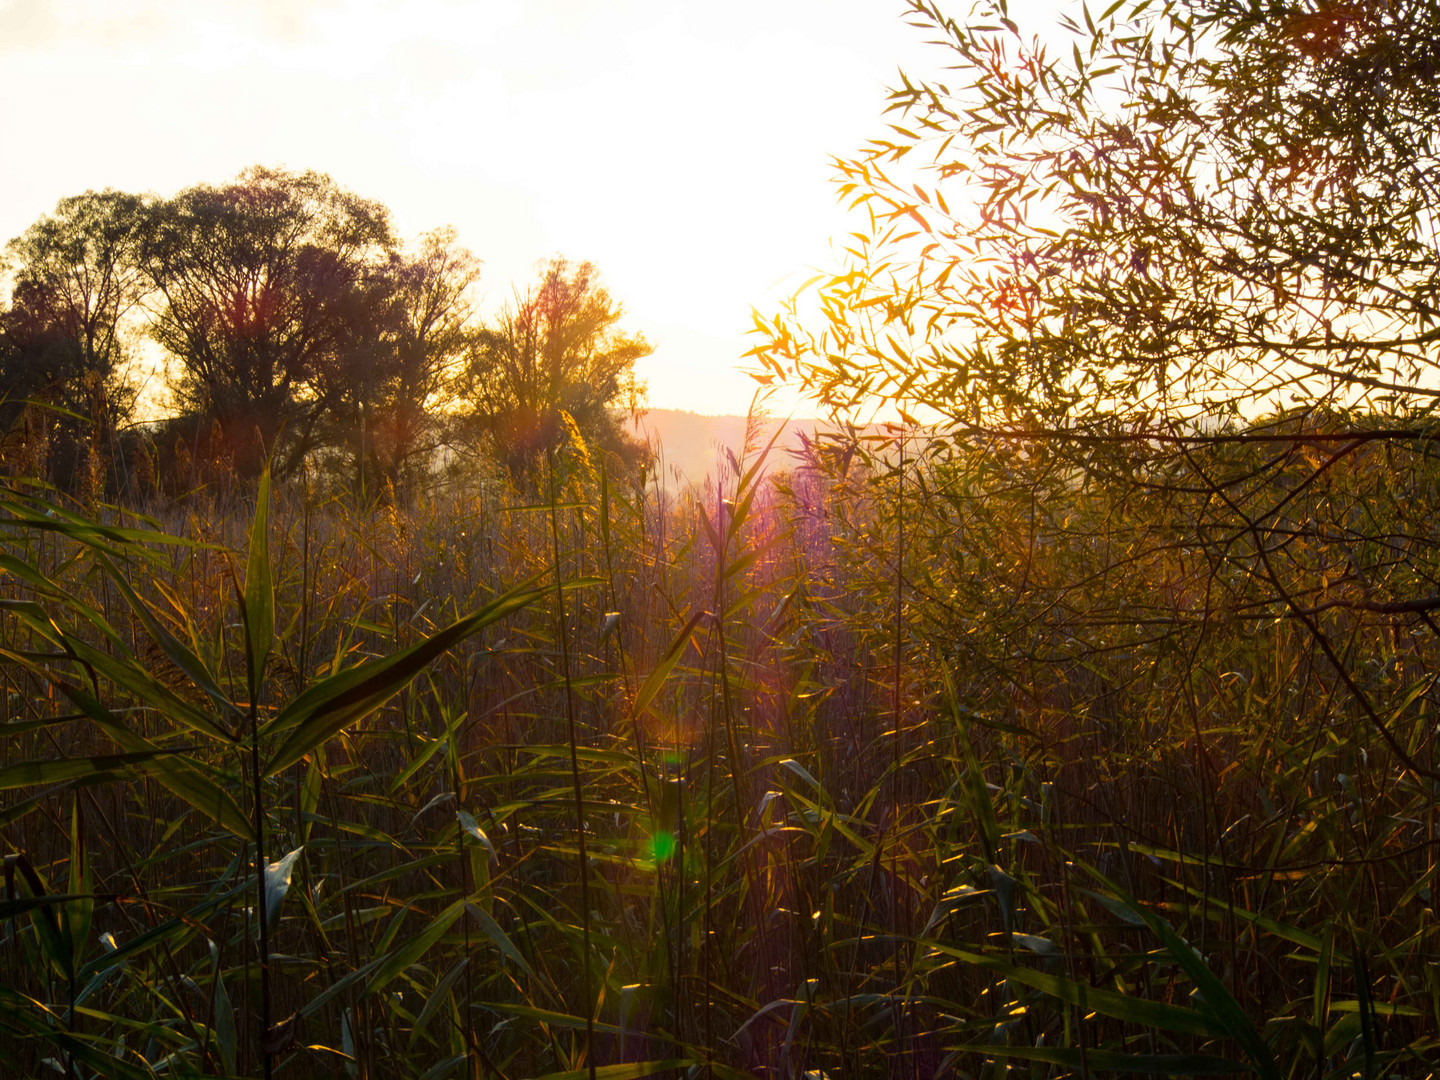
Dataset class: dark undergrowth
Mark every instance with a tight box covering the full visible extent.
[2,416,1437,1079]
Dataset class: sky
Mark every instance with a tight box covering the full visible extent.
[0,0,943,418]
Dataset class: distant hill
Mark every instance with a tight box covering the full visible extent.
[624,409,796,487]
[623,408,888,488]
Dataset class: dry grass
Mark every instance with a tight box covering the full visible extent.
[1,419,1437,1079]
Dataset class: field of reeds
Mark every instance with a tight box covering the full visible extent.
[2,415,1439,1079]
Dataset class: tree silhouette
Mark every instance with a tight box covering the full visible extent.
[459,258,649,483]
[317,228,479,495]
[142,166,395,478]
[0,191,147,493]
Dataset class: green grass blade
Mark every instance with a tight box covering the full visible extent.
[1077,862,1280,1080]
[942,666,1001,865]
[62,636,233,744]
[523,1061,693,1080]
[925,941,1223,1036]
[632,610,704,720]
[0,748,190,790]
[94,553,242,733]
[465,902,536,978]
[0,553,123,648]
[263,582,543,776]
[78,881,249,982]
[408,956,470,1051]
[0,894,109,920]
[362,897,467,997]
[957,1045,1249,1075]
[7,657,254,841]
[243,466,274,699]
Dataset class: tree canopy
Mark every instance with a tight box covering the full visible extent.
[0,191,148,491]
[314,227,479,494]
[0,169,652,493]
[142,166,397,478]
[758,0,1440,433]
[457,258,650,483]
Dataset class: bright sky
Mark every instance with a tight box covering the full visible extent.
[0,0,940,417]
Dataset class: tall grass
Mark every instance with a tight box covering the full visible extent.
[1,416,1438,1078]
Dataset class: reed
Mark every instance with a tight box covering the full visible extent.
[0,409,1437,1079]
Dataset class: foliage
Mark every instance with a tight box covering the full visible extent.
[456,258,651,484]
[6,401,1440,1077]
[0,170,653,497]
[742,0,1440,1075]
[756,0,1440,428]
[141,166,397,480]
[317,227,480,495]
[0,191,148,493]
[6,2,1440,1077]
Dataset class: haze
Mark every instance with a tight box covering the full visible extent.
[0,0,934,417]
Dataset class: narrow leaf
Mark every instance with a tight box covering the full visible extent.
[633,611,705,719]
[243,466,274,698]
[264,582,543,776]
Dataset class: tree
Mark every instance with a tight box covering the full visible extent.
[142,166,395,478]
[755,0,1440,656]
[458,258,650,483]
[756,0,1440,925]
[317,228,479,495]
[749,5,1440,1064]
[758,0,1440,432]
[0,191,148,493]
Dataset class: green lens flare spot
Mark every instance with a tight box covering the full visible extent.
[651,831,677,862]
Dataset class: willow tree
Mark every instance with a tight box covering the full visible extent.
[760,0,1440,429]
[757,0,1440,683]
[754,3,1440,1069]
